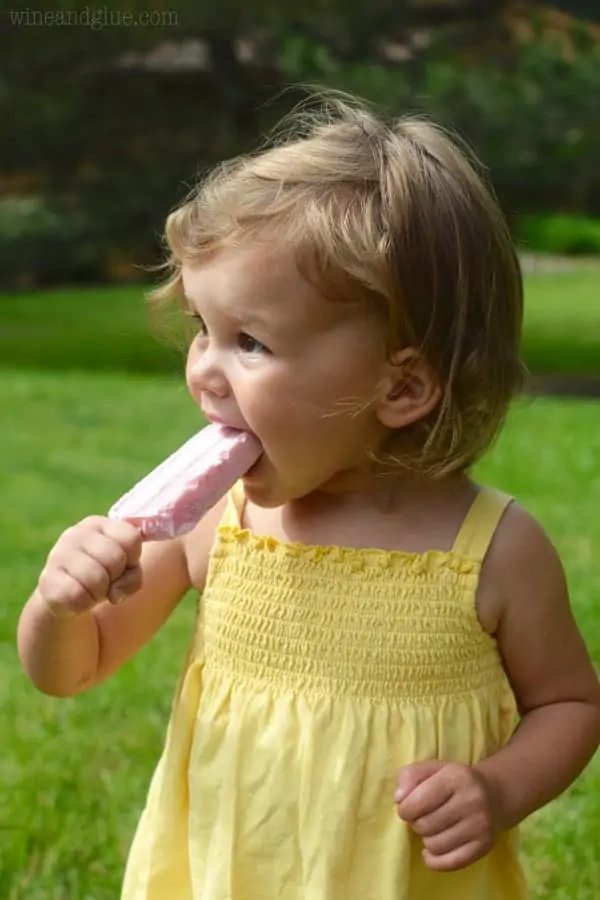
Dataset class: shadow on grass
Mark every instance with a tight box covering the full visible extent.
[0,283,185,375]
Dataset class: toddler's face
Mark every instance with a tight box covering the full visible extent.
[183,242,392,508]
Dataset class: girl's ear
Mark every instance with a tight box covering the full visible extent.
[375,347,441,430]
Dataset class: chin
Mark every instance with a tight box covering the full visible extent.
[241,483,282,509]
[242,466,308,509]
[242,462,279,507]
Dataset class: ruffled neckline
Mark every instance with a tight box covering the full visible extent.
[216,524,480,576]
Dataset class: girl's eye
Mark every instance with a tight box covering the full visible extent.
[237,333,270,355]
[187,313,270,355]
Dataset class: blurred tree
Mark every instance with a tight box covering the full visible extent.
[552,1,599,20]
[0,0,511,227]
[0,0,531,186]
[1,0,599,286]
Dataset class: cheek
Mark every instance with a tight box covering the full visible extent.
[245,353,380,449]
[302,363,378,422]
[256,381,358,451]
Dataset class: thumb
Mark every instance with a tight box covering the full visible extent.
[394,760,446,804]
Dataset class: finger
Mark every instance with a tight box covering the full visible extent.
[75,532,129,582]
[39,566,97,614]
[67,553,111,604]
[421,819,478,856]
[410,799,463,837]
[98,518,143,566]
[397,770,455,823]
[395,761,446,804]
[108,566,143,605]
[422,839,485,872]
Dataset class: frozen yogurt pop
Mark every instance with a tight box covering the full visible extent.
[108,424,262,540]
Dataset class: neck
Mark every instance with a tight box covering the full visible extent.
[292,466,472,518]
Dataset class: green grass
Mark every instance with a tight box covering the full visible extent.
[1,370,200,900]
[1,367,599,899]
[522,269,600,376]
[1,267,599,897]
[1,265,600,376]
[0,284,183,375]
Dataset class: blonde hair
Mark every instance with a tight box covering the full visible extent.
[149,91,524,478]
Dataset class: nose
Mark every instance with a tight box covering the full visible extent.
[187,344,230,399]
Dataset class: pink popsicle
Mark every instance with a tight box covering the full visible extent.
[108,424,262,540]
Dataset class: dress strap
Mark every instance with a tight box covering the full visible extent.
[451,487,513,562]
[220,479,247,529]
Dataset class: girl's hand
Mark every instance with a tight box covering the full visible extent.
[394,761,499,871]
[37,516,143,618]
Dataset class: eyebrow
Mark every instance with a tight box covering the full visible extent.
[183,294,275,331]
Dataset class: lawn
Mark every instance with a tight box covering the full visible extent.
[1,266,600,376]
[1,270,599,898]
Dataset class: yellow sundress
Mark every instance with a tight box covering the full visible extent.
[121,480,529,900]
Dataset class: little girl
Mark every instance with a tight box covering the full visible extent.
[18,94,600,900]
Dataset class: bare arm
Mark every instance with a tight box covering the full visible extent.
[475,505,600,829]
[395,503,600,872]
[17,497,227,697]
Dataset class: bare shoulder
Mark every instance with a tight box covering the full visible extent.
[477,499,600,713]
[476,500,562,633]
[183,494,229,589]
[482,499,559,587]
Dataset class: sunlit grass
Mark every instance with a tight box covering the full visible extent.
[1,367,598,898]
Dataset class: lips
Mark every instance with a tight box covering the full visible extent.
[203,411,250,432]
[203,412,234,429]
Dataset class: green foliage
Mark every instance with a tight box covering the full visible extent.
[3,2,600,287]
[429,39,600,216]
[517,214,600,256]
[278,32,600,219]
[0,198,105,289]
